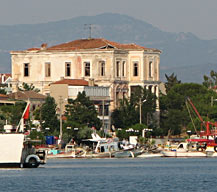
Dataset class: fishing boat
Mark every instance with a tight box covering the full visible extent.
[81,133,119,158]
[161,142,206,157]
[0,102,47,168]
[137,152,163,158]
[113,148,144,158]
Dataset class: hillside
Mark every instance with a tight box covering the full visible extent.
[1,13,217,82]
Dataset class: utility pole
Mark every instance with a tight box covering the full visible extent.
[139,98,142,124]
[102,99,105,132]
[59,96,63,143]
[139,98,147,124]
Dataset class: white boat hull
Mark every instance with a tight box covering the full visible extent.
[0,134,24,167]
[161,150,206,157]
[137,153,163,158]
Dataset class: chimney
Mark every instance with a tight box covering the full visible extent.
[88,78,94,86]
[40,43,47,50]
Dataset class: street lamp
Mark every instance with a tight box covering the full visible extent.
[67,127,71,143]
[187,130,192,138]
[139,98,147,124]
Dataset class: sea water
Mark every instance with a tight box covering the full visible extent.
[0,158,217,192]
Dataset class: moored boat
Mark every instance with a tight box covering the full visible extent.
[137,152,163,158]
[161,142,206,157]
[0,102,47,168]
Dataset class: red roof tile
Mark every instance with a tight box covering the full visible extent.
[27,48,40,51]
[22,38,161,53]
[51,79,89,86]
[47,38,147,51]
[0,94,8,98]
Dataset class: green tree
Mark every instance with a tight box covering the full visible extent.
[18,82,40,92]
[111,86,157,129]
[65,91,102,130]
[41,96,59,134]
[0,89,7,95]
[165,73,181,93]
[0,102,26,129]
[160,83,217,136]
[203,70,217,88]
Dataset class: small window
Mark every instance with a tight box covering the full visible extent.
[122,61,126,77]
[133,62,138,76]
[45,62,51,77]
[149,61,153,77]
[84,62,90,76]
[99,61,105,76]
[99,105,109,116]
[116,61,120,77]
[65,62,71,77]
[24,63,29,77]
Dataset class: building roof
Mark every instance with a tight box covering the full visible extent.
[20,38,161,53]
[51,79,89,86]
[8,91,46,100]
[0,94,8,98]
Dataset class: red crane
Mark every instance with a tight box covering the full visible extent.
[186,97,217,150]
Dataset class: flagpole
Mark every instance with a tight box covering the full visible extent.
[16,101,30,132]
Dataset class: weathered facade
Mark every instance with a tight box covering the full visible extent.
[11,38,161,110]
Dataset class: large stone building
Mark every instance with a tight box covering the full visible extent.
[11,38,161,110]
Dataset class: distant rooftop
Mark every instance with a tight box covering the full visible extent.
[8,91,46,100]
[51,79,89,86]
[22,38,161,53]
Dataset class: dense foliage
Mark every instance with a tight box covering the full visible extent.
[64,91,101,130]
[18,82,40,92]
[160,83,217,136]
[0,102,26,130]
[111,87,157,133]
[165,73,181,93]
[41,96,59,133]
[203,70,217,88]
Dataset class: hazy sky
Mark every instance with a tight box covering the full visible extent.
[1,0,217,40]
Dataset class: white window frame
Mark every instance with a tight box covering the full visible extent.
[99,60,106,77]
[83,60,92,77]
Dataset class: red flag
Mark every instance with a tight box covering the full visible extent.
[23,104,30,119]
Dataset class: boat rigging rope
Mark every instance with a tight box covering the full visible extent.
[185,101,198,134]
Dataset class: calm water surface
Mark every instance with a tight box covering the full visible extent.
[0,158,217,192]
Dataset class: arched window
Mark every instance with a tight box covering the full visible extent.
[149,61,153,77]
[99,61,105,76]
[133,62,138,76]
[24,63,29,77]
[65,62,71,77]
[122,61,126,77]
[116,61,120,77]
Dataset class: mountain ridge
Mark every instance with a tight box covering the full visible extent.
[0,13,216,83]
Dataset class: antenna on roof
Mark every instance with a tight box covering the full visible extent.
[84,24,93,39]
